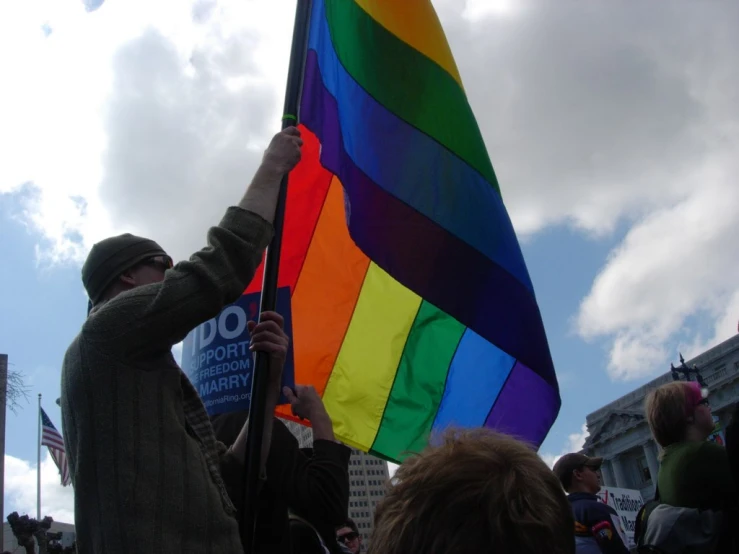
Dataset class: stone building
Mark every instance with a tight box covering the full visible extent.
[581,334,739,502]
[284,421,389,551]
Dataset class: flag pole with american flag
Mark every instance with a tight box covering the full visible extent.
[37,394,41,520]
[38,393,71,520]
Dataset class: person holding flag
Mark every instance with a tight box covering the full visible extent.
[60,128,302,553]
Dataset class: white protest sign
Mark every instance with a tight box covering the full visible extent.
[597,487,644,549]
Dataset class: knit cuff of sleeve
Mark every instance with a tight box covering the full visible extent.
[221,206,274,251]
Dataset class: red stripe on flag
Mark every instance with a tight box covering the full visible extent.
[244,125,333,295]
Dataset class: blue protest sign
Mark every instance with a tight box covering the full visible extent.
[181,287,295,416]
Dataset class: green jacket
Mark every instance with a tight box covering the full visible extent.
[658,441,736,512]
[658,440,738,553]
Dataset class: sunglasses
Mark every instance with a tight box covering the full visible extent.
[338,532,359,543]
[140,255,173,272]
[697,398,710,407]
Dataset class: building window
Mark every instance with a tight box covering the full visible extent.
[636,456,651,483]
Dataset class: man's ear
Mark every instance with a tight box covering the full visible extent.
[119,270,136,286]
[571,468,583,483]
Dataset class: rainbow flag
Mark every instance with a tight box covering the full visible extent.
[245,0,560,461]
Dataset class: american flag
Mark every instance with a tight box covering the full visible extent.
[40,408,71,487]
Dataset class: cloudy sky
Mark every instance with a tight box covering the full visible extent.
[2,0,738,522]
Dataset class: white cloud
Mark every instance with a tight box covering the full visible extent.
[0,0,291,264]
[5,452,75,524]
[97,21,278,262]
[577,151,739,379]
[461,0,523,20]
[540,423,589,469]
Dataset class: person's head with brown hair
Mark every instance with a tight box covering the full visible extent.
[369,428,575,554]
[645,381,714,448]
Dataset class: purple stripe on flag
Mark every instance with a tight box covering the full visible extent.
[484,361,561,446]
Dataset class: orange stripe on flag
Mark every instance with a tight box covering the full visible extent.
[276,176,370,420]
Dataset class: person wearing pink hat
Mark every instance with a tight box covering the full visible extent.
[645,380,738,552]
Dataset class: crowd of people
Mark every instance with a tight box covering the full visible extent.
[551,379,739,553]
[59,128,739,553]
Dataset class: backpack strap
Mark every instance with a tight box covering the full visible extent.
[634,485,663,550]
[634,487,660,548]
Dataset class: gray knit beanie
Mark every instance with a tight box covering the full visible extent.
[82,233,167,304]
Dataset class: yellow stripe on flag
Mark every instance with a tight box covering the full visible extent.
[323,263,422,450]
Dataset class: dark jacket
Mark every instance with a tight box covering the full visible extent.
[288,515,330,554]
[568,492,630,554]
[211,413,350,554]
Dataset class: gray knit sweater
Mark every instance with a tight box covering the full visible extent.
[61,207,273,554]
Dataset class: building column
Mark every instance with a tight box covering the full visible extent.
[644,442,660,484]
[600,459,615,487]
[612,456,628,488]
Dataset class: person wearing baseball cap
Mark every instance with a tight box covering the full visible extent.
[553,453,629,554]
[60,127,303,553]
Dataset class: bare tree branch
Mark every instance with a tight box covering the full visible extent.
[6,368,31,415]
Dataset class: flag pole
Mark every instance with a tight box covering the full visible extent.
[37,393,42,520]
[240,0,313,550]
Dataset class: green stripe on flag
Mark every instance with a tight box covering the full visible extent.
[371,301,465,461]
